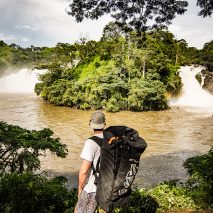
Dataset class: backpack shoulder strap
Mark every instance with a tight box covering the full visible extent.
[89,136,103,185]
[89,136,103,147]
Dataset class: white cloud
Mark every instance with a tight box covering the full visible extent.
[26,0,111,42]
[16,25,38,31]
[21,37,31,42]
[0,0,112,47]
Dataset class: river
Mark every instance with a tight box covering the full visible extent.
[0,66,212,188]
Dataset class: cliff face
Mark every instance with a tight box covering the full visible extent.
[201,70,213,95]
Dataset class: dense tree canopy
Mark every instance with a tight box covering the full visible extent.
[197,0,213,17]
[199,40,213,71]
[67,0,212,32]
[68,0,188,32]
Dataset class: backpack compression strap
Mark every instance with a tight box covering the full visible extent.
[89,136,103,185]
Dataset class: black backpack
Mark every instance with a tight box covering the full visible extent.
[90,126,147,213]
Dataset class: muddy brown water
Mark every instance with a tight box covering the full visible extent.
[0,93,212,188]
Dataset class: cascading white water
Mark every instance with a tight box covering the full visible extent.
[169,65,213,111]
[0,68,46,93]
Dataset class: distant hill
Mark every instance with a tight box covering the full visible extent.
[0,40,55,76]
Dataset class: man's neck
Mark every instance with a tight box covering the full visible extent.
[94,130,103,135]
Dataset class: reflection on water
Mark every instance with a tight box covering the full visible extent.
[0,93,212,175]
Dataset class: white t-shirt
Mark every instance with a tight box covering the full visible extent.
[80,133,103,193]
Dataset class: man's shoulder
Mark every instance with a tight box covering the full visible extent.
[81,138,100,161]
[85,137,101,147]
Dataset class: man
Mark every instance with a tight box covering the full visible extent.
[75,111,106,213]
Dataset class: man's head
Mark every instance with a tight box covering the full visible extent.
[89,111,106,130]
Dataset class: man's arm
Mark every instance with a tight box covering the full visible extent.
[78,159,91,197]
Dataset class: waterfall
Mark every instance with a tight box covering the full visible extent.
[169,65,213,112]
[0,68,46,93]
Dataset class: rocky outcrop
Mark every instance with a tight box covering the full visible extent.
[201,69,213,95]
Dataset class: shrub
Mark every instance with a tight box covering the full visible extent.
[184,148,213,208]
[148,183,199,211]
[0,173,77,213]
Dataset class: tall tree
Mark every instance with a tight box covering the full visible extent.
[67,0,188,32]
[197,0,213,17]
[67,0,212,32]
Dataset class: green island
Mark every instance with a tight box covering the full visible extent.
[1,23,213,112]
[0,122,212,212]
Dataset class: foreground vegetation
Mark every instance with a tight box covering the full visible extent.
[0,121,212,212]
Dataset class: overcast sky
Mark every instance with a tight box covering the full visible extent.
[0,0,212,49]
